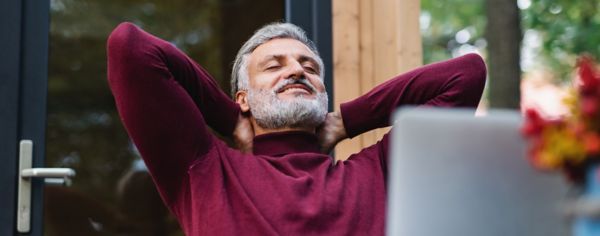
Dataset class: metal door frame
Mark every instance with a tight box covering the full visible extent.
[286,0,333,110]
[0,0,49,235]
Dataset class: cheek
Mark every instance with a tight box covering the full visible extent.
[310,77,326,92]
[252,73,282,90]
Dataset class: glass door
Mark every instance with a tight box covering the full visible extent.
[45,0,283,235]
[1,0,330,234]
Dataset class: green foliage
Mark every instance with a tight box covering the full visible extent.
[421,0,486,64]
[523,0,600,80]
[422,0,600,92]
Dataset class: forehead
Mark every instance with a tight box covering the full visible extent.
[249,38,317,63]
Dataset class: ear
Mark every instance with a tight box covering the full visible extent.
[235,90,250,113]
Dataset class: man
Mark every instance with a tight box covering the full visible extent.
[107,22,486,235]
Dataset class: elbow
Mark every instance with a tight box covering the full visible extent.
[107,22,138,47]
[106,22,142,63]
[107,22,151,84]
[464,53,487,80]
[456,53,487,107]
[462,53,487,93]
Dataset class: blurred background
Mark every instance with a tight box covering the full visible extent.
[42,0,598,235]
[420,0,599,117]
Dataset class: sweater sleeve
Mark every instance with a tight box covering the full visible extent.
[106,22,239,205]
[339,53,487,138]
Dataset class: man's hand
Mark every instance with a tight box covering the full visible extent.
[317,111,348,154]
[233,113,254,154]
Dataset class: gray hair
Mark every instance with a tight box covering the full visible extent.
[230,22,324,97]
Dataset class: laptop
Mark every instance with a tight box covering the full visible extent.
[386,108,569,236]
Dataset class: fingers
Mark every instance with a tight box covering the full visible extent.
[233,114,255,153]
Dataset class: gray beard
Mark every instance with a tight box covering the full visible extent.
[247,87,328,130]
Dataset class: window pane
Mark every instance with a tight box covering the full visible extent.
[46,0,283,235]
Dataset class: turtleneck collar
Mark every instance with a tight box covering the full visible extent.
[252,131,322,156]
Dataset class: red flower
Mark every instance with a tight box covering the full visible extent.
[583,132,600,155]
[577,56,600,95]
[580,96,599,117]
[522,108,546,136]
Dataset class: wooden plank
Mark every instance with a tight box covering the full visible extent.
[372,0,422,142]
[396,0,423,73]
[332,0,362,160]
[371,0,422,143]
[364,0,396,144]
[332,0,422,160]
[358,0,374,93]
[357,0,377,151]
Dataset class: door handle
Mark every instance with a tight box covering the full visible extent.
[17,140,76,233]
[21,168,75,186]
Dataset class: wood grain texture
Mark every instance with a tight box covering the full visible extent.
[333,0,422,160]
[333,0,362,159]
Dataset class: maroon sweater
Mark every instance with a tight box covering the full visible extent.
[107,22,486,236]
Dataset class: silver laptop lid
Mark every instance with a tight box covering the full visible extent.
[386,108,568,236]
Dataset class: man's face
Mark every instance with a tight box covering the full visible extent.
[247,38,326,101]
[239,38,328,130]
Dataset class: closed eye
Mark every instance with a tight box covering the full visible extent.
[265,65,281,71]
[298,55,320,74]
[303,66,317,74]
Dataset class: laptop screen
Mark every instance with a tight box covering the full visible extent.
[386,108,568,236]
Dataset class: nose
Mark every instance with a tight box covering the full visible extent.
[285,61,304,80]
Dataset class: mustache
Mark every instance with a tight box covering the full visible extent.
[273,77,317,93]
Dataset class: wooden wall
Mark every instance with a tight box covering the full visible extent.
[332,0,423,160]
